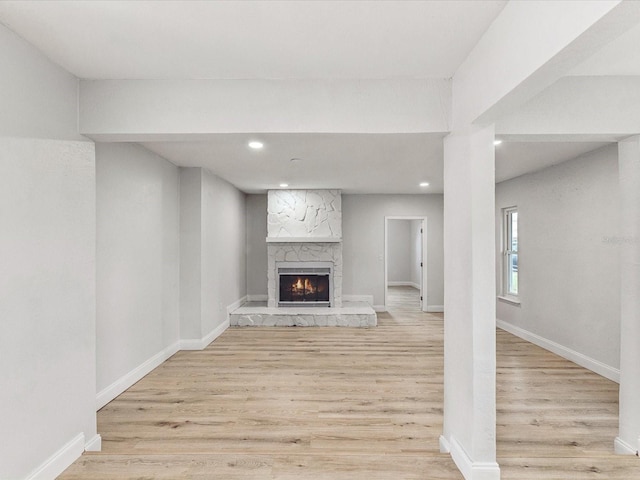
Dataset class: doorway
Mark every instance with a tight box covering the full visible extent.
[384,216,428,312]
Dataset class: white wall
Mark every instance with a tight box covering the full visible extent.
[496,145,621,377]
[0,21,99,479]
[246,194,268,298]
[0,23,82,141]
[201,169,247,335]
[343,194,443,309]
[245,194,444,309]
[387,220,412,283]
[96,143,180,399]
[0,138,97,479]
[80,78,451,137]
[179,168,203,340]
[180,168,247,341]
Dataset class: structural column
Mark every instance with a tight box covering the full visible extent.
[440,125,500,480]
[616,137,640,456]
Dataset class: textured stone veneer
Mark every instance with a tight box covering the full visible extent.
[230,302,376,328]
[268,189,341,239]
[231,312,376,327]
[266,189,344,308]
[267,242,342,307]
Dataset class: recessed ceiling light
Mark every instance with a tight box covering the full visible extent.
[419,182,429,187]
[248,141,264,149]
[494,139,503,146]
[279,183,289,188]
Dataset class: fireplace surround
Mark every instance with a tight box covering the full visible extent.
[229,188,375,327]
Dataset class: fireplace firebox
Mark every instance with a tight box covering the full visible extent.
[277,262,332,307]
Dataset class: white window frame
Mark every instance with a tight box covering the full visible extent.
[502,206,519,302]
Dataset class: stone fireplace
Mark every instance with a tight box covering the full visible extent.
[229,188,376,327]
[266,189,342,307]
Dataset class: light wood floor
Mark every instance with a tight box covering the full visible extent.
[59,286,640,479]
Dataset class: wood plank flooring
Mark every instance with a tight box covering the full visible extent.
[59,286,640,479]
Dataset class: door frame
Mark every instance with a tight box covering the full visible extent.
[384,216,428,312]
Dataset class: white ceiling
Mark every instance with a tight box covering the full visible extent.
[495,141,609,184]
[0,0,621,193]
[0,0,507,80]
[142,133,445,194]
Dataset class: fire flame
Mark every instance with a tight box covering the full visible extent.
[291,277,317,294]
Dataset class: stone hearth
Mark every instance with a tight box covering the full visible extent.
[230,302,376,327]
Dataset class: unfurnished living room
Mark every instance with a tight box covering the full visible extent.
[2,1,640,479]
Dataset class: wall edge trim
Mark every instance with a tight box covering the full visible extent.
[343,294,374,306]
[26,432,84,480]
[180,319,230,351]
[84,434,102,452]
[96,340,180,410]
[614,436,639,456]
[497,319,620,383]
[449,436,500,480]
[427,305,445,312]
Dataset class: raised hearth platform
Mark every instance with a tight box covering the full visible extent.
[230,301,377,327]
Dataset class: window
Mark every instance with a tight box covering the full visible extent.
[503,207,518,297]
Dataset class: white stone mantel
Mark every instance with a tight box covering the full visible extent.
[266,236,341,243]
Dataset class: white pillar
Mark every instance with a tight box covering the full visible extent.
[440,125,500,480]
[616,137,640,456]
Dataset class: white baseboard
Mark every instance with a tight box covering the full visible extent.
[387,281,420,289]
[439,435,451,453]
[84,434,102,452]
[227,295,247,317]
[449,436,501,480]
[180,319,230,350]
[180,296,240,350]
[96,340,180,410]
[246,294,267,302]
[26,433,85,480]
[373,305,387,312]
[427,305,444,313]
[497,319,620,383]
[343,294,374,306]
[614,436,639,455]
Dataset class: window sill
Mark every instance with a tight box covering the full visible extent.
[497,295,521,306]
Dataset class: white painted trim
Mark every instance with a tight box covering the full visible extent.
[246,294,267,302]
[427,305,444,313]
[439,435,451,453]
[84,434,102,452]
[614,436,638,456]
[26,433,85,480]
[180,319,230,351]
[96,340,180,410]
[497,319,620,383]
[343,294,374,306]
[387,281,421,289]
[373,305,387,312]
[497,295,520,306]
[226,295,247,317]
[449,436,500,480]
[180,296,240,350]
